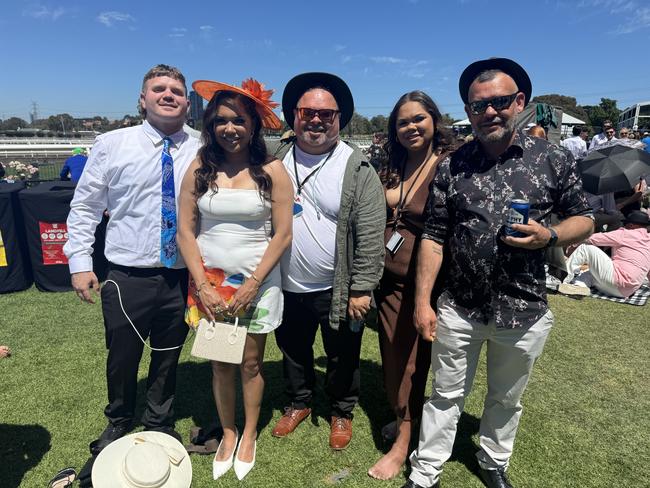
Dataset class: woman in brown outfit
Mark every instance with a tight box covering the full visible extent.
[368,91,455,480]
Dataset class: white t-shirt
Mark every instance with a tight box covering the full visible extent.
[281,142,352,292]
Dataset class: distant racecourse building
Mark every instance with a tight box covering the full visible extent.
[189,90,204,128]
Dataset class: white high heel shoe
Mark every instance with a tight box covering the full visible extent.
[233,437,257,480]
[212,428,238,480]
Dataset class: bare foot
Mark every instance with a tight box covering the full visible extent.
[215,430,237,462]
[368,444,409,480]
[236,432,257,463]
[0,346,10,358]
[369,419,411,480]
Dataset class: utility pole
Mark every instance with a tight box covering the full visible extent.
[30,102,39,125]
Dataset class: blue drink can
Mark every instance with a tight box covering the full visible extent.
[505,199,529,237]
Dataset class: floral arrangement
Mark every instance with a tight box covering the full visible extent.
[3,160,39,181]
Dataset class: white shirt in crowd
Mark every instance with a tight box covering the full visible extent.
[64,120,200,273]
[561,135,588,160]
[281,142,351,293]
[590,132,617,150]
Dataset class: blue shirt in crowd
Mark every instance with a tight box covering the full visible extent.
[60,154,88,183]
[642,136,650,153]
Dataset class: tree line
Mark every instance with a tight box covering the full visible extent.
[0,96,626,136]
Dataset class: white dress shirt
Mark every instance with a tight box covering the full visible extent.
[64,120,200,273]
[590,133,617,150]
[561,136,587,160]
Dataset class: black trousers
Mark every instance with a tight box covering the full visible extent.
[275,289,363,418]
[100,264,188,428]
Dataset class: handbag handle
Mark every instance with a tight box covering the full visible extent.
[227,317,241,345]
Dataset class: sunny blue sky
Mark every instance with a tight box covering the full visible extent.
[2,0,649,122]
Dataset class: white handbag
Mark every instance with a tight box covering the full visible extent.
[190,317,247,364]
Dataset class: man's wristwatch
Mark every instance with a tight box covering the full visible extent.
[545,227,558,248]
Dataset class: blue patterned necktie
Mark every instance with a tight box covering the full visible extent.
[160,137,177,267]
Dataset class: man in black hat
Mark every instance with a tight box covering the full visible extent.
[404,58,594,488]
[560,210,650,298]
[270,72,385,450]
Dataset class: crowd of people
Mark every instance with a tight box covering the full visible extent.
[56,56,649,488]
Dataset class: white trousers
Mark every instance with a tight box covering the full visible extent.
[566,244,623,298]
[408,294,553,487]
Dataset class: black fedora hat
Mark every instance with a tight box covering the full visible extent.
[458,57,532,105]
[623,210,650,226]
[282,72,354,130]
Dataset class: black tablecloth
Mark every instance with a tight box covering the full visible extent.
[0,181,33,292]
[18,181,108,292]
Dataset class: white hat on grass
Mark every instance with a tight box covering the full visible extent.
[92,432,192,488]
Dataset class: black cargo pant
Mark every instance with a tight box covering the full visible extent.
[275,289,363,418]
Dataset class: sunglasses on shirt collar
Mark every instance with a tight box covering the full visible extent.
[467,93,519,115]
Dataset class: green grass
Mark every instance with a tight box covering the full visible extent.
[0,288,648,487]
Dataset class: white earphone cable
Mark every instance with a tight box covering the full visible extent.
[104,279,192,351]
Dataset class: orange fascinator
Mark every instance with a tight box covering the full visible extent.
[192,78,282,130]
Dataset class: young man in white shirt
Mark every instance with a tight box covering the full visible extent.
[64,64,200,452]
[561,125,588,160]
[590,120,616,150]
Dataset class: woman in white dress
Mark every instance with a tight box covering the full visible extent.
[177,78,292,481]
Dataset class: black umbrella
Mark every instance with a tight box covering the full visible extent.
[579,144,650,195]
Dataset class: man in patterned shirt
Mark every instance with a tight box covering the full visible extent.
[402,58,594,488]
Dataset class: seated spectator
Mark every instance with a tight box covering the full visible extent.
[59,148,88,183]
[561,125,588,160]
[584,191,623,232]
[559,211,650,297]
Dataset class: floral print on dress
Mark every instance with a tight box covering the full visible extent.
[185,265,270,332]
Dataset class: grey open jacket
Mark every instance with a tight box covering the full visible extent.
[271,139,386,330]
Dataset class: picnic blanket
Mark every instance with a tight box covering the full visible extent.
[590,284,650,306]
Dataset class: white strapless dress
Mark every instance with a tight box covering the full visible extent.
[187,188,282,334]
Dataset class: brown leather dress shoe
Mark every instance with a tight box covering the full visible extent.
[271,407,311,438]
[329,416,352,450]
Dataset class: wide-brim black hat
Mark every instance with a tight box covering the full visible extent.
[459,57,532,105]
[282,72,354,130]
[623,210,650,226]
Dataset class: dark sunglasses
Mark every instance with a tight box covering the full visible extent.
[468,93,518,115]
[296,107,340,124]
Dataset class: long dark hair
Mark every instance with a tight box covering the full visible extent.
[195,91,272,199]
[380,91,456,189]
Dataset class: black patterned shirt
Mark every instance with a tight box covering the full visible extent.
[423,131,593,328]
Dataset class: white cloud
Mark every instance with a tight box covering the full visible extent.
[576,0,650,34]
[334,44,347,52]
[169,27,187,38]
[371,56,407,64]
[97,11,135,27]
[341,55,352,64]
[23,4,65,20]
[199,25,214,31]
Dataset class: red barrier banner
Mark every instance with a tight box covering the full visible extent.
[39,222,69,265]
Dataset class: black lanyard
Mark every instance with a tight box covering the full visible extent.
[392,155,431,229]
[292,145,336,196]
